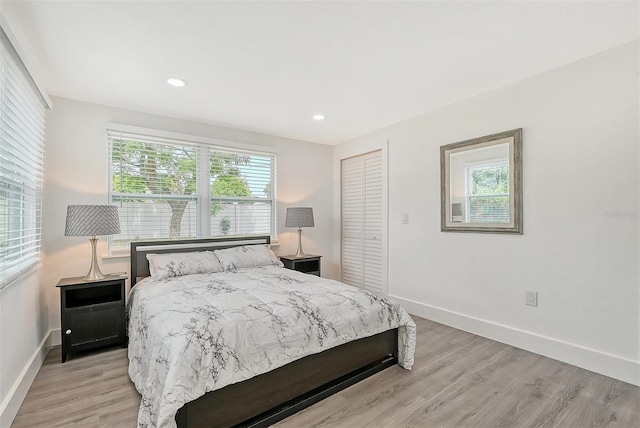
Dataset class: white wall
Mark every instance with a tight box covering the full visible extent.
[0,270,51,426]
[333,41,640,385]
[42,96,335,336]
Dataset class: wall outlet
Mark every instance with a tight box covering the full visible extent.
[402,212,409,224]
[525,290,538,307]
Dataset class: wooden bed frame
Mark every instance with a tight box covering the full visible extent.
[130,235,398,427]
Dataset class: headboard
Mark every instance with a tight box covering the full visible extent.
[130,235,271,286]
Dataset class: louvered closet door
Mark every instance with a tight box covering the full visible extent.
[341,150,385,293]
[341,155,364,287]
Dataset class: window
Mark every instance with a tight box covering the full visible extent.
[108,127,276,252]
[0,25,48,289]
[465,161,510,223]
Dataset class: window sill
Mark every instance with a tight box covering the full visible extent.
[102,252,130,260]
[0,262,42,293]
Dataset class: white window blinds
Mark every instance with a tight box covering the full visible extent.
[108,129,276,251]
[0,26,47,289]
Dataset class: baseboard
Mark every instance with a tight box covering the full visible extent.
[0,329,57,427]
[392,295,640,387]
[50,328,61,346]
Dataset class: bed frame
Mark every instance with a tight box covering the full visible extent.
[130,235,398,427]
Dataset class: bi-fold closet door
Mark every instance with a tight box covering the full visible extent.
[341,150,386,294]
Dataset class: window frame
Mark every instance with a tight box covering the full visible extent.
[107,124,277,254]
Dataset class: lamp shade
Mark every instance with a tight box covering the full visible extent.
[65,205,121,236]
[285,207,314,228]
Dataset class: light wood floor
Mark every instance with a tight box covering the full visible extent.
[12,316,640,427]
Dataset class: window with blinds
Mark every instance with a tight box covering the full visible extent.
[0,26,47,289]
[466,162,510,223]
[108,130,276,251]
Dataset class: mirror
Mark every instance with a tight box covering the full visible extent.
[441,128,522,234]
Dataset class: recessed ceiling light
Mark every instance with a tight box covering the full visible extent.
[313,114,325,121]
[167,77,187,87]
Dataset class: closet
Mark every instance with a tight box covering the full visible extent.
[341,150,386,294]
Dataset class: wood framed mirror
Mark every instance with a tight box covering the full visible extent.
[440,128,523,234]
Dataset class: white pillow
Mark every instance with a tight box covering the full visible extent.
[146,251,224,280]
[214,244,283,271]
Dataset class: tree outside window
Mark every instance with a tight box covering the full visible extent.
[109,132,274,250]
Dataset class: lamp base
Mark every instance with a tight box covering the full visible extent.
[294,228,307,258]
[84,236,106,281]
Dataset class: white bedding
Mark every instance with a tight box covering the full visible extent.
[128,265,416,428]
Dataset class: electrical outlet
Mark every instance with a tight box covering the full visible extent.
[402,212,409,224]
[525,290,538,307]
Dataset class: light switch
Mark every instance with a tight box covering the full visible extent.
[402,212,409,224]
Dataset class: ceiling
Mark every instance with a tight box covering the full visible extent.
[3,1,638,145]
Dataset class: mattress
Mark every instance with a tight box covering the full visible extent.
[128,265,416,428]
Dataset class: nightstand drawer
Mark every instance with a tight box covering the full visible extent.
[280,255,322,277]
[293,260,320,275]
[65,302,123,348]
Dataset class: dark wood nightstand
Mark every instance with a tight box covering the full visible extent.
[56,275,127,363]
[280,255,322,277]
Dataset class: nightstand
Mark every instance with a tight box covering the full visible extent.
[56,275,127,363]
[279,255,322,277]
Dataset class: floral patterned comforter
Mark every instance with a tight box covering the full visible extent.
[128,265,416,428]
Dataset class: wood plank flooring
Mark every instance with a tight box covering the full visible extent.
[12,316,640,427]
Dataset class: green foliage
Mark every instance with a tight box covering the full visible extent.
[220,216,231,235]
[111,174,146,195]
[467,163,510,223]
[209,154,252,216]
[112,139,253,236]
[111,139,197,197]
[470,164,509,196]
[112,141,251,197]
[210,169,251,217]
[211,168,251,197]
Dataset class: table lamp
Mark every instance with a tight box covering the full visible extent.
[65,205,121,280]
[285,207,314,258]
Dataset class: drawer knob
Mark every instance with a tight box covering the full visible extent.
[65,329,72,335]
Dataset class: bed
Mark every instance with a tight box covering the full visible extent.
[128,236,416,428]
